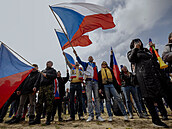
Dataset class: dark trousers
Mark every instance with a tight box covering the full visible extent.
[82,96,87,114]
[17,93,36,117]
[164,89,172,110]
[70,83,83,119]
[144,98,162,123]
[155,98,167,117]
[9,100,17,117]
[63,99,70,114]
[0,93,20,119]
[52,99,62,119]
[42,103,46,117]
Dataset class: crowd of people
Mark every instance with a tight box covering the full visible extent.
[0,32,172,128]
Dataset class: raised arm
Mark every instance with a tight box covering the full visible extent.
[73,49,87,70]
[127,48,139,63]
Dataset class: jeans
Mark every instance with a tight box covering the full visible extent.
[86,81,100,118]
[122,86,142,115]
[70,83,83,119]
[135,86,147,113]
[100,99,104,113]
[104,84,127,117]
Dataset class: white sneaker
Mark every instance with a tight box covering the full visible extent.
[129,114,133,119]
[86,116,93,122]
[97,116,105,122]
[108,116,113,122]
[124,115,129,121]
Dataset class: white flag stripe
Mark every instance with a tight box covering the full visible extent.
[52,2,110,15]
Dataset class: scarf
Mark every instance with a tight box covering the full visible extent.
[101,68,113,84]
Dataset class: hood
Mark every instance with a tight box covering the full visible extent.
[130,38,143,49]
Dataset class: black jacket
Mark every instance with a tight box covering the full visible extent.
[127,47,164,98]
[98,67,121,94]
[41,67,57,86]
[120,71,137,87]
[57,73,69,98]
[18,71,41,95]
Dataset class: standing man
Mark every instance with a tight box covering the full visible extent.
[63,52,84,121]
[32,61,57,125]
[73,50,105,122]
[9,64,41,125]
[51,70,69,122]
[63,88,70,115]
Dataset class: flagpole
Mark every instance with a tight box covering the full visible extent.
[0,41,46,77]
[0,41,33,66]
[49,5,75,51]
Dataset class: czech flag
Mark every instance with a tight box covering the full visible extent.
[54,79,60,99]
[50,3,115,43]
[64,52,75,66]
[110,47,121,86]
[0,43,33,108]
[55,29,92,50]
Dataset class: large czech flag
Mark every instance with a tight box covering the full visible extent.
[51,3,115,44]
[0,44,33,108]
[55,29,92,50]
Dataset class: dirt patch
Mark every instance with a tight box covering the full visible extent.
[0,109,171,129]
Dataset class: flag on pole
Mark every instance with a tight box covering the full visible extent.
[55,30,92,50]
[149,38,153,53]
[110,47,121,86]
[64,52,75,66]
[0,44,33,108]
[51,3,115,42]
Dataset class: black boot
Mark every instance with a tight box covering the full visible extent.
[9,115,21,124]
[58,117,63,122]
[46,113,51,125]
[0,118,3,123]
[153,120,169,128]
[29,115,35,125]
[30,115,41,125]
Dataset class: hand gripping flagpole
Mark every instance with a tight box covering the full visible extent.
[0,41,47,77]
[49,5,75,51]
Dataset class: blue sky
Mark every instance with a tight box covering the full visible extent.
[0,0,172,75]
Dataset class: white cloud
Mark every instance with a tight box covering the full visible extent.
[73,0,172,70]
